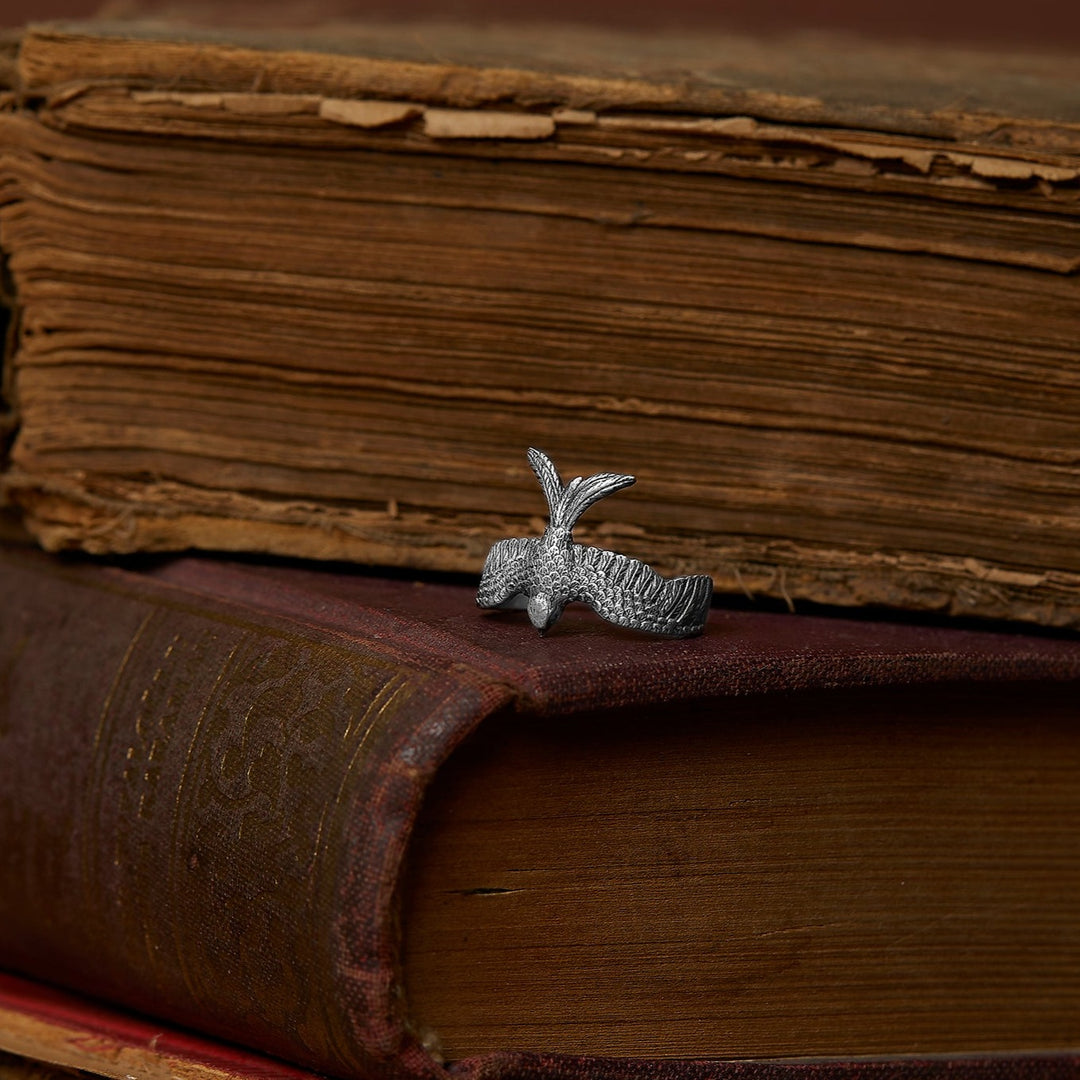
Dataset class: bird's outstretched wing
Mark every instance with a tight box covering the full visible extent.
[570,544,712,637]
[476,537,540,609]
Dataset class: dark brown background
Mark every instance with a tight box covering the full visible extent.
[4,0,1080,50]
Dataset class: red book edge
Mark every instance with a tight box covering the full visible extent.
[0,970,325,1079]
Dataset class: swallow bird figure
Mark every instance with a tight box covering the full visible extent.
[477,447,713,637]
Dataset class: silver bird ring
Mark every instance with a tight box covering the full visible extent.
[477,447,713,637]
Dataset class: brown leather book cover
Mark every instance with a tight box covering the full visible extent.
[2,544,1080,1079]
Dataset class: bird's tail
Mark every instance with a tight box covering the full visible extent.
[528,447,636,532]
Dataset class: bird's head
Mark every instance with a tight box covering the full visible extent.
[527,594,562,635]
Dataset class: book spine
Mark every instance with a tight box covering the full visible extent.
[0,549,508,1080]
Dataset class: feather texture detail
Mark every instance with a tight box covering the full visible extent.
[478,448,712,637]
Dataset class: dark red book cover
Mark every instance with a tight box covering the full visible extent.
[2,545,1080,1080]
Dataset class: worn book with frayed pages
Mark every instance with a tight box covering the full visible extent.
[1,22,1080,627]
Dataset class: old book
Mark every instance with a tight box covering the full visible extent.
[0,22,1079,628]
[3,542,1080,1078]
[3,978,1080,1080]
[1,976,1079,1080]
[0,971,322,1080]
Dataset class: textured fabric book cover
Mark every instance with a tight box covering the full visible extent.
[2,545,1080,1079]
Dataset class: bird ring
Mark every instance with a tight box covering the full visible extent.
[477,447,713,637]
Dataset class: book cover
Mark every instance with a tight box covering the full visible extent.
[2,544,1080,1077]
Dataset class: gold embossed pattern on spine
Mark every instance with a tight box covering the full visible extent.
[78,600,424,1071]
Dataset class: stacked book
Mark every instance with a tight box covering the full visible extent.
[1,17,1080,1080]
[2,19,1080,625]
